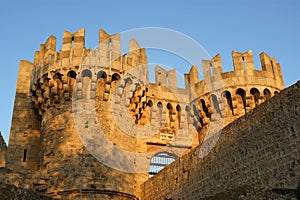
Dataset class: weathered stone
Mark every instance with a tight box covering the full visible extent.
[2,27,294,200]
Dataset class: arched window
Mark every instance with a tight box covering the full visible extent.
[222,91,234,115]
[193,104,203,129]
[81,69,92,99]
[250,88,260,106]
[96,71,107,101]
[53,73,63,102]
[53,72,63,82]
[263,88,271,100]
[166,103,172,110]
[147,100,153,107]
[236,88,247,113]
[156,102,163,126]
[97,71,107,80]
[149,152,177,178]
[67,70,77,99]
[200,99,210,118]
[211,94,222,117]
[112,73,121,82]
[176,105,181,128]
[157,102,162,108]
[81,69,92,78]
[67,70,77,79]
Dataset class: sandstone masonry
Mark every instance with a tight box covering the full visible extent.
[0,28,293,200]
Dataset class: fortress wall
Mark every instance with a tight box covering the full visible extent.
[140,81,300,200]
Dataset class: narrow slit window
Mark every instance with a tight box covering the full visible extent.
[270,60,275,74]
[108,38,112,50]
[242,56,246,70]
[209,63,213,76]
[71,36,74,48]
[23,149,27,162]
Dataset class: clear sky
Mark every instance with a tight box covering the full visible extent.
[0,0,299,143]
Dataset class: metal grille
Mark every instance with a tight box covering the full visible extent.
[149,152,177,178]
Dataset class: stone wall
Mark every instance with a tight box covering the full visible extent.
[0,181,54,200]
[6,60,41,173]
[0,133,7,167]
[140,81,300,199]
[5,27,290,199]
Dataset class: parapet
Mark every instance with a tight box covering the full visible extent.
[155,66,177,87]
[185,50,284,93]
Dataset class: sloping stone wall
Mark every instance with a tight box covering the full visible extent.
[140,81,300,200]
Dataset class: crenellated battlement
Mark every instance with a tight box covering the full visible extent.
[185,50,284,89]
[182,50,285,131]
[30,28,148,118]
[6,27,287,199]
[29,29,285,144]
[32,28,147,82]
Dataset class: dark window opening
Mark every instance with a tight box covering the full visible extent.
[185,105,190,113]
[236,88,247,113]
[193,104,203,129]
[271,60,275,75]
[97,71,107,80]
[112,73,121,82]
[176,105,181,128]
[81,69,92,78]
[157,102,162,108]
[250,88,260,106]
[263,88,271,100]
[176,105,181,112]
[68,70,77,79]
[147,100,153,107]
[23,149,27,162]
[200,99,210,118]
[223,91,234,115]
[53,73,63,82]
[242,56,246,70]
[211,94,222,117]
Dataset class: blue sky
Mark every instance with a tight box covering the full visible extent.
[0,0,299,143]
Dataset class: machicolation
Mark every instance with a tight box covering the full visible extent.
[0,28,296,200]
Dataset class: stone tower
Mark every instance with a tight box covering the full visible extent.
[4,28,284,199]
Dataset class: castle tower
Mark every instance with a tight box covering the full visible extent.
[6,60,41,172]
[5,27,285,200]
[187,50,284,140]
[6,28,150,199]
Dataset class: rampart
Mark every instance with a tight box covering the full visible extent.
[140,81,300,199]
